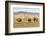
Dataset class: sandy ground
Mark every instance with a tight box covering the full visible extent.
[13,13,40,28]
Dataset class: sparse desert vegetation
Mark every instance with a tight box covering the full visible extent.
[13,12,40,28]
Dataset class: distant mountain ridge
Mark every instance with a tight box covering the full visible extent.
[13,11,39,15]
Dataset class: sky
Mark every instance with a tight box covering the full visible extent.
[13,7,40,13]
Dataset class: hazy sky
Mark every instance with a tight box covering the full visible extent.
[13,7,40,13]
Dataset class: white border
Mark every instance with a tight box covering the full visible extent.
[9,3,43,33]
